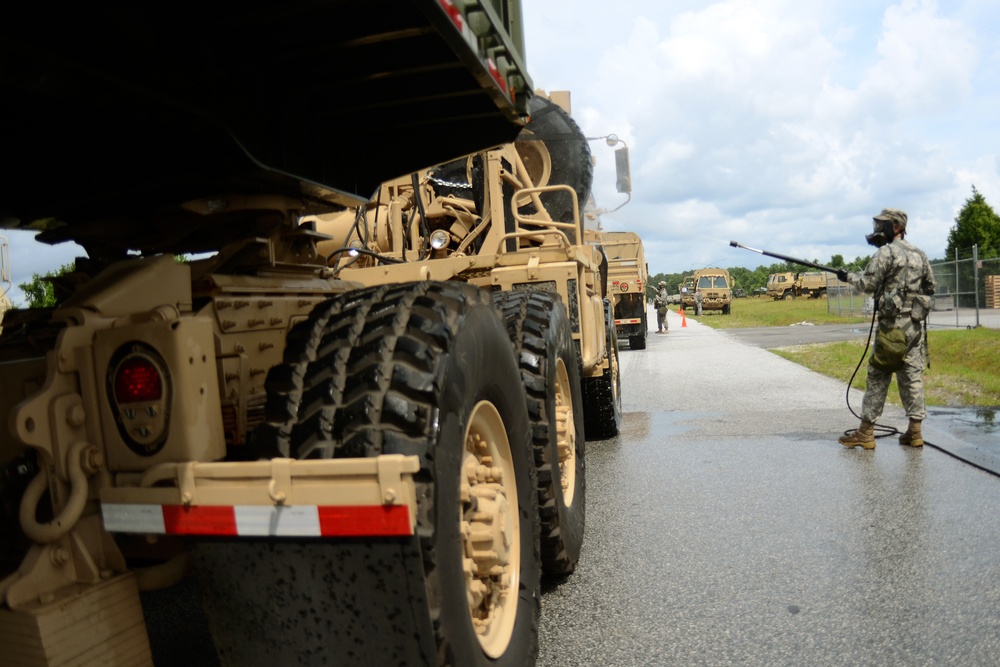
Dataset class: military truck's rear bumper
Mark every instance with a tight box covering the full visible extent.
[101,455,420,538]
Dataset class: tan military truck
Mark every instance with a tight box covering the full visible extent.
[692,267,733,314]
[680,275,697,310]
[767,271,831,299]
[588,231,648,350]
[798,271,830,298]
[310,87,622,559]
[0,3,586,666]
[767,271,799,300]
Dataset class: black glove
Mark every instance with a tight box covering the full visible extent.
[836,269,850,283]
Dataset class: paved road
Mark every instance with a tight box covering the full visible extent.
[538,309,1000,667]
[720,316,1000,473]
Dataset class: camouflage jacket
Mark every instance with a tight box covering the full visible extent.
[654,288,668,309]
[849,239,936,322]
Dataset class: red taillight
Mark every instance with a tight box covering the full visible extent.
[114,356,163,403]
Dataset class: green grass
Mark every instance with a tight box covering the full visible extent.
[772,328,1000,408]
[675,296,870,329]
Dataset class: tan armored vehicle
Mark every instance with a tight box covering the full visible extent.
[692,267,733,314]
[587,231,648,349]
[0,3,599,666]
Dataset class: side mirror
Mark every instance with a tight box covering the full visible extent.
[614,146,631,194]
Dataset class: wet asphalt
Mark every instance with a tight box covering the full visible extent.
[537,308,1000,667]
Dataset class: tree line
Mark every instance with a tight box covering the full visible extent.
[646,254,868,298]
[649,185,1000,297]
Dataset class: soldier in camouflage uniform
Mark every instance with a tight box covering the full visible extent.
[654,281,669,333]
[837,208,936,450]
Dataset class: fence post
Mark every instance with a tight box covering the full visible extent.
[955,247,960,327]
[974,244,980,328]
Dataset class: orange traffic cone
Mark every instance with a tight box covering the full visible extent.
[680,308,687,328]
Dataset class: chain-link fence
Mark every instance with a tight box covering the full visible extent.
[826,245,1000,329]
[930,248,1000,328]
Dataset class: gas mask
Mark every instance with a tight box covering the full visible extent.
[865,218,895,248]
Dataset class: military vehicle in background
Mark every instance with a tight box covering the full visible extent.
[680,275,697,310]
[767,271,834,299]
[0,3,595,665]
[691,267,733,314]
[767,271,798,300]
[589,231,648,350]
[798,271,833,298]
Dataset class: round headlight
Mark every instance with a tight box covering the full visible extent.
[429,229,451,250]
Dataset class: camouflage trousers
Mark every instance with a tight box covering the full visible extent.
[861,316,927,422]
[657,308,668,331]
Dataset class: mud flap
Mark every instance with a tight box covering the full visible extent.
[189,537,436,666]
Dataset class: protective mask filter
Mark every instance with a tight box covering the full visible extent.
[865,219,894,248]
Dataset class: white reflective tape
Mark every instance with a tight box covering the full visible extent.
[234,505,322,537]
[102,503,166,534]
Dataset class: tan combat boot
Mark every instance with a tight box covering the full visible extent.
[898,419,924,447]
[838,420,876,449]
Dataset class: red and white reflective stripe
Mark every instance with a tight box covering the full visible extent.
[486,58,509,95]
[615,318,642,325]
[437,0,467,34]
[102,503,412,537]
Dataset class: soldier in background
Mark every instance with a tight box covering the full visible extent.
[653,281,669,333]
[694,288,704,316]
[837,208,936,450]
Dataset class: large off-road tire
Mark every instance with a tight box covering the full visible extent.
[582,299,623,440]
[629,329,647,350]
[247,282,541,666]
[493,290,586,576]
[514,96,594,231]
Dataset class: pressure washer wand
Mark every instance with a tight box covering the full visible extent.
[729,240,841,274]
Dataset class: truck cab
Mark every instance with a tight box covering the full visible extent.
[692,268,732,315]
[599,231,649,350]
[767,272,798,300]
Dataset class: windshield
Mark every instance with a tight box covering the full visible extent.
[697,275,728,289]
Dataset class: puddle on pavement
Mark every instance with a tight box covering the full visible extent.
[927,406,999,435]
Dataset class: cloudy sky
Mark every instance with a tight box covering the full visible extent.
[3,0,998,306]
[523,0,1000,276]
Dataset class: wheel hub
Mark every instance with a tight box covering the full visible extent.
[459,402,519,658]
[554,358,577,505]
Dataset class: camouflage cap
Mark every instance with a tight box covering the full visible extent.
[874,208,907,228]
[659,281,667,286]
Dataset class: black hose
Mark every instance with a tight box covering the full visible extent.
[843,306,1000,479]
[843,306,898,439]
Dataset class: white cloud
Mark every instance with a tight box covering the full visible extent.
[525,0,1000,277]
